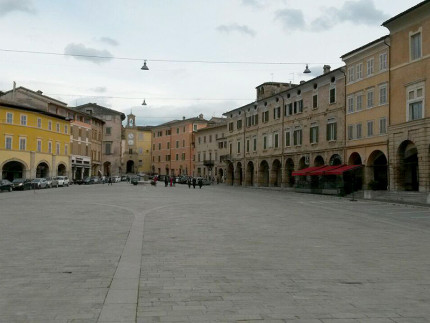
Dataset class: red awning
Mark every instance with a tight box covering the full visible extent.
[308,165,344,176]
[292,165,325,176]
[325,164,362,175]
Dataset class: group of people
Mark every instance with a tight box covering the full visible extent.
[187,177,203,189]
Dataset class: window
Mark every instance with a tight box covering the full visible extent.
[209,135,212,143]
[294,100,303,113]
[356,123,362,139]
[348,66,355,83]
[37,118,42,128]
[367,89,374,108]
[193,124,197,131]
[228,122,234,131]
[237,141,241,154]
[411,31,422,61]
[329,88,336,104]
[407,83,424,121]
[198,137,201,144]
[176,127,179,134]
[273,107,281,119]
[64,124,68,134]
[356,93,363,111]
[65,144,68,155]
[5,136,12,150]
[263,135,267,149]
[176,154,179,161]
[37,139,42,152]
[237,120,242,129]
[176,141,179,148]
[274,133,279,148]
[285,130,291,147]
[203,136,206,143]
[106,127,111,135]
[262,111,269,123]
[379,52,388,71]
[310,124,318,144]
[356,63,363,80]
[367,58,374,76]
[48,141,52,153]
[105,143,111,154]
[347,96,354,114]
[167,142,170,149]
[158,143,161,150]
[153,144,155,150]
[56,143,60,154]
[56,123,60,132]
[379,84,387,105]
[246,139,250,153]
[293,129,302,146]
[20,115,27,126]
[367,121,374,137]
[19,137,26,151]
[312,95,318,109]
[139,147,143,154]
[287,103,293,116]
[253,137,257,151]
[48,121,52,130]
[198,153,201,162]
[6,112,13,124]
[158,156,161,162]
[326,119,337,141]
[183,140,185,147]
[379,117,387,134]
[182,153,185,160]
[348,125,354,140]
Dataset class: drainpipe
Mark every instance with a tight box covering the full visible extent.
[279,94,285,187]
[383,36,391,191]
[243,109,246,187]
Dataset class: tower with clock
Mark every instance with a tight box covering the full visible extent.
[127,113,136,128]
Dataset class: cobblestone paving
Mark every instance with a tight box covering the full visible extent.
[0,183,429,322]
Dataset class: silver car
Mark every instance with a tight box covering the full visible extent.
[31,178,48,189]
[45,177,59,188]
[55,176,70,187]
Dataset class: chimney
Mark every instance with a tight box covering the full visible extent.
[12,81,16,100]
[199,114,203,119]
[323,65,331,74]
[300,80,305,84]
[183,116,186,120]
[36,90,43,94]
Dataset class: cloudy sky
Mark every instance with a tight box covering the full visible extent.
[0,0,423,125]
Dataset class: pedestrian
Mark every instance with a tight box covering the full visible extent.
[187,177,191,189]
[198,178,203,189]
[108,177,112,185]
[192,177,196,189]
[165,175,169,187]
[170,176,173,187]
[173,176,176,186]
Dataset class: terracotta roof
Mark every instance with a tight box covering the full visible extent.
[0,99,69,120]
[1,86,67,105]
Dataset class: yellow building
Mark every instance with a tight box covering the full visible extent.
[341,36,390,190]
[0,100,70,180]
[122,113,153,174]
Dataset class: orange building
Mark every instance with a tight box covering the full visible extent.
[151,115,208,176]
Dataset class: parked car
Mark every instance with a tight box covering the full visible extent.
[0,179,13,192]
[196,177,211,185]
[130,176,140,185]
[46,177,59,188]
[112,176,121,183]
[31,178,48,189]
[55,176,70,187]
[121,176,127,181]
[92,176,101,184]
[12,178,32,191]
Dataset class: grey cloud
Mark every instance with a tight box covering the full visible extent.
[64,43,113,64]
[91,86,107,93]
[275,9,306,30]
[216,24,256,37]
[310,0,390,31]
[241,0,267,8]
[0,0,36,17]
[100,37,119,46]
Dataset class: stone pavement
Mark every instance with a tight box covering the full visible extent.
[0,183,429,322]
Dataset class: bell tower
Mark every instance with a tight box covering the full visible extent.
[127,112,136,128]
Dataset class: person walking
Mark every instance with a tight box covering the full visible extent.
[165,175,169,187]
[170,176,173,187]
[192,177,196,189]
[187,177,191,189]
[198,178,203,189]
[108,177,112,185]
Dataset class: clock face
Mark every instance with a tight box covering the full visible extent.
[128,140,134,145]
[128,133,134,139]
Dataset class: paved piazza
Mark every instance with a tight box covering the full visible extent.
[0,183,430,323]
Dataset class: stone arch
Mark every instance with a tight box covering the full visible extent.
[367,150,388,190]
[397,140,418,191]
[347,152,363,190]
[270,159,282,187]
[1,159,28,180]
[235,162,243,186]
[329,154,342,166]
[103,162,111,176]
[36,161,50,178]
[314,155,325,167]
[245,161,254,186]
[218,168,224,183]
[285,158,295,187]
[259,160,270,187]
[127,160,135,173]
[226,162,234,185]
[348,152,362,165]
[298,156,307,170]
[57,163,67,176]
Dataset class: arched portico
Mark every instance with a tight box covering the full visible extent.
[314,156,324,167]
[127,160,135,173]
[103,162,111,177]
[57,163,67,176]
[226,162,234,185]
[2,160,27,180]
[329,154,342,166]
[245,161,254,186]
[285,158,295,187]
[396,140,419,191]
[36,162,50,178]
[366,150,388,190]
[270,159,281,187]
[235,162,243,186]
[259,160,269,187]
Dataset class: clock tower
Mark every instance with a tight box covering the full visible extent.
[127,113,136,128]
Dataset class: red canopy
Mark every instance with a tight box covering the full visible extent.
[292,165,325,176]
[325,164,362,175]
[308,165,344,176]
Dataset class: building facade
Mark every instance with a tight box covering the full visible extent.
[74,103,125,176]
[194,118,227,181]
[122,113,152,174]
[341,36,390,190]
[223,67,346,187]
[151,115,208,176]
[0,100,70,180]
[383,1,430,192]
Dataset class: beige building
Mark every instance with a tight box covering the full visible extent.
[122,113,153,174]
[194,118,227,181]
[223,67,346,188]
[383,1,430,192]
[74,103,125,177]
[341,36,390,190]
